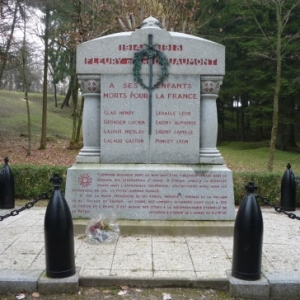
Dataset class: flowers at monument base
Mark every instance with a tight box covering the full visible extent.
[85,214,119,243]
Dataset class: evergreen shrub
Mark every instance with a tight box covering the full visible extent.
[234,172,300,207]
[11,165,67,199]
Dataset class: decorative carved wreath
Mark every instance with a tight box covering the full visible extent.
[133,43,169,90]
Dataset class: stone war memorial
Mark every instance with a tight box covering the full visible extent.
[65,17,235,221]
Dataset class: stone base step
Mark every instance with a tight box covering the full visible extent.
[73,219,234,236]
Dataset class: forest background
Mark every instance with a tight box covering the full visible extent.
[1,0,300,174]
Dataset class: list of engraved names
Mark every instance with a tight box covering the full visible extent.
[100,74,200,163]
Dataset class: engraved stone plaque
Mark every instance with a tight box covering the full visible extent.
[100,74,200,163]
[66,164,235,220]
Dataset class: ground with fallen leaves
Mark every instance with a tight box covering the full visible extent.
[2,286,245,300]
[0,138,79,167]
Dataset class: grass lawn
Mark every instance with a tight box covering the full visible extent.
[0,89,73,141]
[218,141,300,174]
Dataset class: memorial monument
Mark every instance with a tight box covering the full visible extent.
[65,16,235,220]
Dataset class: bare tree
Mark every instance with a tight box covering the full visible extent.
[107,0,203,34]
[0,0,22,84]
[39,3,50,150]
[243,0,300,171]
[21,0,32,156]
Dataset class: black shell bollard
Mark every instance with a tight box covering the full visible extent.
[0,157,15,209]
[44,174,75,278]
[232,182,263,281]
[280,163,296,211]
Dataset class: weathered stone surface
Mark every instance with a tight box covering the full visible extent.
[100,74,200,163]
[77,28,225,76]
[38,270,79,294]
[226,270,270,300]
[67,16,233,220]
[0,269,42,294]
[265,271,300,300]
[66,164,235,220]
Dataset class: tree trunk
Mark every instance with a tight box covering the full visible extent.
[21,1,31,156]
[286,98,298,148]
[260,126,264,139]
[236,108,240,140]
[259,108,264,139]
[241,96,246,142]
[39,5,50,150]
[54,83,57,107]
[68,51,77,145]
[0,0,19,84]
[75,96,84,144]
[61,86,71,109]
[267,4,282,172]
[71,75,78,142]
[286,124,297,148]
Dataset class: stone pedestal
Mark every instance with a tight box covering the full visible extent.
[200,76,224,164]
[76,75,101,163]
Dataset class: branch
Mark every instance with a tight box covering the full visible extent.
[243,0,276,53]
[281,0,299,32]
[281,31,300,53]
[251,51,276,60]
[117,17,127,31]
